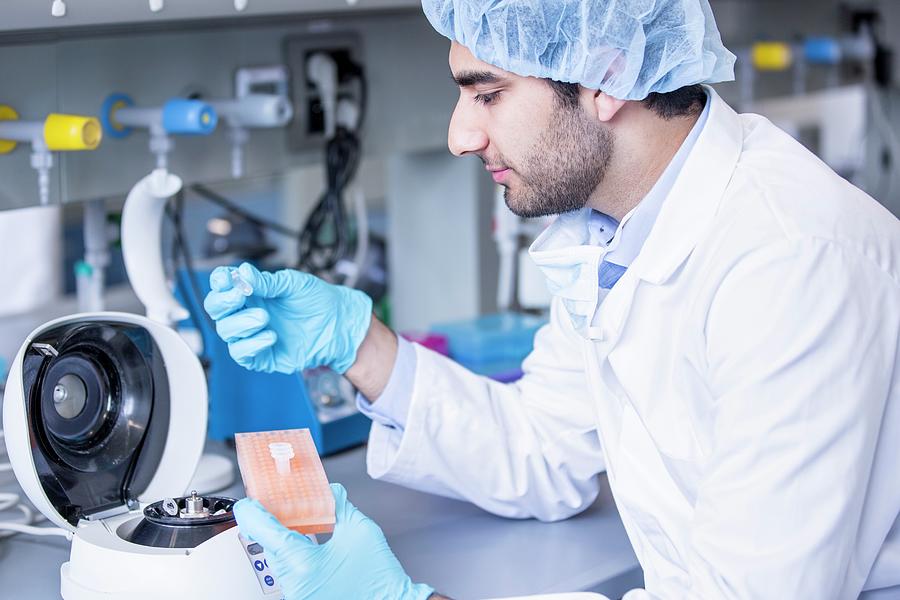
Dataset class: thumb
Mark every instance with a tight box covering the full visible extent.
[233,498,314,554]
[330,483,371,533]
[331,483,353,523]
[239,263,311,300]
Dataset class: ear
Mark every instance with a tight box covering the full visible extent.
[588,90,627,123]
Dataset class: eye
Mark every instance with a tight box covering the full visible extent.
[474,91,500,106]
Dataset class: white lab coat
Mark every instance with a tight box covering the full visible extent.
[366,89,900,598]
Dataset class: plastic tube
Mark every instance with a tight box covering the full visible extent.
[268,442,295,476]
[231,269,253,296]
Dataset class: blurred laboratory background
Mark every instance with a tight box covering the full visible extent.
[0,1,898,598]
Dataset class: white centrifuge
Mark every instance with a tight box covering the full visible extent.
[2,312,284,599]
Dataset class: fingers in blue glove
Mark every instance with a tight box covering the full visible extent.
[228,329,277,363]
[328,483,376,541]
[204,284,247,321]
[330,483,353,523]
[215,307,270,343]
[233,498,313,553]
[209,266,235,292]
[240,264,317,300]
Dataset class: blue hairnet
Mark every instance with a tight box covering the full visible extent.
[423,0,736,101]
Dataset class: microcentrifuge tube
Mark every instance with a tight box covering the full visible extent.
[268,442,295,475]
[162,498,179,517]
[231,269,253,296]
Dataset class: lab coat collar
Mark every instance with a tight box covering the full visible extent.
[627,87,743,285]
[529,88,743,335]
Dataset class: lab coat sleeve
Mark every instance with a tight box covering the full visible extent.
[355,336,418,429]
[366,297,605,522]
[687,238,900,598]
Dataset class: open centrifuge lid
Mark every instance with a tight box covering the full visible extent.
[2,312,208,532]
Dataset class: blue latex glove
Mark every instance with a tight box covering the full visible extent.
[203,263,373,374]
[233,484,435,600]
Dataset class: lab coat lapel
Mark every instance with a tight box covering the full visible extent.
[627,87,744,287]
[586,88,745,483]
[585,89,743,348]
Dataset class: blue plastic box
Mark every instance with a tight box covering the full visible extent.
[430,313,547,378]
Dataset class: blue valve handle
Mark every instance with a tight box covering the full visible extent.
[804,37,842,65]
[100,93,217,138]
[162,99,218,135]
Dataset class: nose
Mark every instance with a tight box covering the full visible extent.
[448,100,488,157]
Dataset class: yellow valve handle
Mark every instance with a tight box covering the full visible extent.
[752,42,793,71]
[0,105,19,154]
[44,114,102,151]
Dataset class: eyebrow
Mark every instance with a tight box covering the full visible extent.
[451,70,504,87]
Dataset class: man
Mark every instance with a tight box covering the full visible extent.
[204,0,900,598]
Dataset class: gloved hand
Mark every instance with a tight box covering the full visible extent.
[203,263,372,374]
[233,483,434,600]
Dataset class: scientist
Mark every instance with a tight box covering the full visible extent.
[204,0,900,598]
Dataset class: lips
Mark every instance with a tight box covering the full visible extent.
[488,167,511,184]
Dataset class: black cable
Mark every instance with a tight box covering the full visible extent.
[294,57,367,274]
[296,126,362,273]
[167,190,215,333]
[189,183,301,239]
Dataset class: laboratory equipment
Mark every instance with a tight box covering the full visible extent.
[0,105,101,204]
[209,65,293,178]
[431,312,547,381]
[101,93,217,171]
[104,93,217,326]
[235,429,335,534]
[1,312,288,599]
[74,199,112,313]
[739,31,878,109]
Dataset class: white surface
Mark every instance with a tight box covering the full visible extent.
[387,149,498,331]
[2,312,208,532]
[187,453,236,495]
[0,205,62,317]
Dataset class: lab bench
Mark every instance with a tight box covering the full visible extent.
[0,444,642,599]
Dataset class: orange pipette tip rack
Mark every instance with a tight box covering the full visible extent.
[235,429,335,535]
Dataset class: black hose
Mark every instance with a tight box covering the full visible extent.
[296,126,361,273]
[189,183,301,239]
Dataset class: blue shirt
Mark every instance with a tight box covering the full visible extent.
[591,93,711,287]
[359,94,711,428]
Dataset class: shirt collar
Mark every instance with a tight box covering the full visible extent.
[587,92,712,267]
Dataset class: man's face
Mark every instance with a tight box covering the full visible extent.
[447,42,613,218]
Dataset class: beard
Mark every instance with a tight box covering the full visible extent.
[500,106,613,219]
